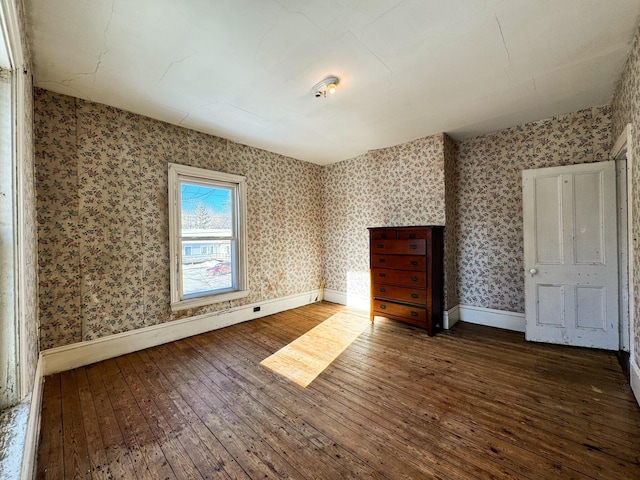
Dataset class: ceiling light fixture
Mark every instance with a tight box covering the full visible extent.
[313,76,339,98]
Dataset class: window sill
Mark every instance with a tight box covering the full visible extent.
[170,289,250,312]
[0,401,29,479]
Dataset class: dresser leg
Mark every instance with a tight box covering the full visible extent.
[370,313,374,324]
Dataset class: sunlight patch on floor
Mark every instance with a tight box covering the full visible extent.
[260,311,370,387]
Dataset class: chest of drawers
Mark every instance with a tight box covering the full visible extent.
[368,226,444,335]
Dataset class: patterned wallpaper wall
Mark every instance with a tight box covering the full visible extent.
[34,89,324,350]
[611,20,640,367]
[322,134,448,304]
[34,93,620,352]
[455,106,612,313]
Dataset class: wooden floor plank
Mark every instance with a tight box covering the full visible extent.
[172,337,392,480]
[117,353,233,480]
[83,364,143,479]
[92,360,176,479]
[212,315,592,479]
[37,302,640,479]
[60,370,92,479]
[36,375,64,480]
[146,342,311,479]
[190,333,489,479]
[114,355,206,480]
[269,315,640,464]
[133,349,250,480]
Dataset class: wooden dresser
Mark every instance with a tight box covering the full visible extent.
[368,226,444,335]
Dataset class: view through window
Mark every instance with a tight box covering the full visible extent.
[168,164,248,310]
[180,181,235,296]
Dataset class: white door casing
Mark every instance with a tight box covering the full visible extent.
[523,161,619,350]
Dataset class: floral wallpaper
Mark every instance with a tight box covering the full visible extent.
[35,89,323,350]
[33,86,625,353]
[322,134,448,304]
[455,106,612,313]
[34,93,81,348]
[612,19,640,368]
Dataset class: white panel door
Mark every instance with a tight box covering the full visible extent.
[522,161,618,350]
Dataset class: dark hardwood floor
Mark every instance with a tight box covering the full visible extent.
[36,302,640,479]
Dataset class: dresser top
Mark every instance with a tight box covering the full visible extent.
[367,225,444,231]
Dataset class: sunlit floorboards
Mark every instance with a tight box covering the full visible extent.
[37,301,640,479]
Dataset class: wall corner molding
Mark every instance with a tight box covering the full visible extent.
[20,355,43,480]
[444,304,460,329]
[41,290,319,376]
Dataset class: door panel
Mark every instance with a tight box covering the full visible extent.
[575,286,605,330]
[574,172,604,265]
[534,176,563,264]
[523,161,618,350]
[537,285,565,327]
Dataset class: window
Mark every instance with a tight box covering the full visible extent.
[168,163,248,311]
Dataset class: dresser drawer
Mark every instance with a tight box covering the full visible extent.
[372,283,426,305]
[397,229,430,240]
[370,230,396,240]
[370,239,426,255]
[373,300,427,324]
[371,268,426,288]
[371,254,425,271]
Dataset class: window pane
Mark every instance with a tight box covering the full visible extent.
[180,182,233,235]
[181,240,234,296]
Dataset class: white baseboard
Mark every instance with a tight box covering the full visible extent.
[20,355,43,480]
[457,304,525,332]
[631,358,640,408]
[444,305,460,329]
[41,290,319,375]
[324,289,369,311]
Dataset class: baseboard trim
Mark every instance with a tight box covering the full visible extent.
[631,359,640,408]
[444,305,460,329]
[324,289,369,311]
[41,290,319,376]
[20,355,43,480]
[457,304,525,332]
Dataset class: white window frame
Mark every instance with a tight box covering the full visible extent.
[168,163,248,311]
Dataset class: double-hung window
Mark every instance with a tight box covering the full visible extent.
[168,163,248,311]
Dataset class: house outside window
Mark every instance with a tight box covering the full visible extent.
[168,163,248,311]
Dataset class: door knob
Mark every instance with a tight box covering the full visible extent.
[529,268,538,276]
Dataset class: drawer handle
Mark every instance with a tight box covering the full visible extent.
[377,244,384,249]
[409,233,416,239]
[410,261,418,266]
[379,273,386,278]
[378,258,386,263]
[411,276,418,282]
[381,233,387,239]
[411,293,419,299]
[409,244,417,250]
[411,311,418,317]
[380,304,386,310]
[379,288,386,293]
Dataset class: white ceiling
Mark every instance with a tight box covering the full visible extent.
[26,0,640,165]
